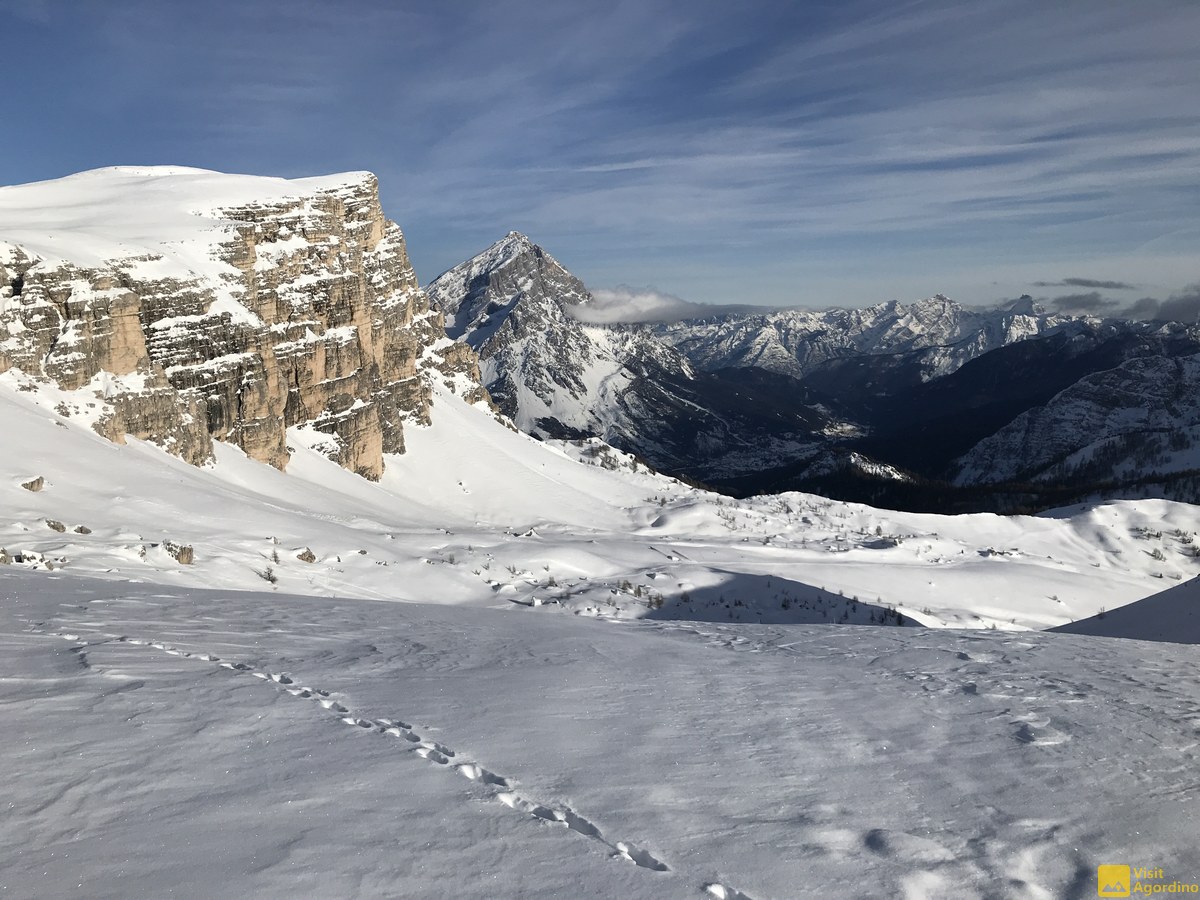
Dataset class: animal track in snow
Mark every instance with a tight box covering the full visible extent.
[615,841,669,871]
[705,883,755,900]
[863,827,955,864]
[495,792,668,869]
[1010,715,1072,746]
[456,763,509,787]
[45,629,772,894]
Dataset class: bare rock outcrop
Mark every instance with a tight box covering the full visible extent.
[0,168,491,479]
[164,541,194,565]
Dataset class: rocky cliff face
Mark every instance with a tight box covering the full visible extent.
[0,167,486,479]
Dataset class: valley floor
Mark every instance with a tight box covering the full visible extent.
[4,570,1199,899]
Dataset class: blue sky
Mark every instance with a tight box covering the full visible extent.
[3,0,1198,315]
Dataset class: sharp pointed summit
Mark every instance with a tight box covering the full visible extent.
[425,232,840,477]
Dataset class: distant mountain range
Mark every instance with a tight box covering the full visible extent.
[425,233,833,480]
[427,233,1200,511]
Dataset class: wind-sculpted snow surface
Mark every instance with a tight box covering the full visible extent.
[4,572,1200,898]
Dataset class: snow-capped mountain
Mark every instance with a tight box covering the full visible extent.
[427,233,1200,509]
[648,294,1070,381]
[425,233,840,478]
[426,232,638,436]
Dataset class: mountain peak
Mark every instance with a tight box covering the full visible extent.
[1006,295,1044,316]
[425,230,590,341]
[486,230,537,256]
[451,231,542,277]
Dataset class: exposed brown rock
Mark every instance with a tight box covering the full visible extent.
[0,172,492,479]
[20,477,44,492]
[45,519,66,532]
[296,547,316,563]
[164,541,194,565]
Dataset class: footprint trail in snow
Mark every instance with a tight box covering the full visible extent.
[48,630,748,897]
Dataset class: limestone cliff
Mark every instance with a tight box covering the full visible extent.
[0,167,488,479]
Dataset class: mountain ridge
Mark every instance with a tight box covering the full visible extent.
[428,231,1200,510]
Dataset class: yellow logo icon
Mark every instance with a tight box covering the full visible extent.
[1098,865,1131,897]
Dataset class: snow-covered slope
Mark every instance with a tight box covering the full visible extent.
[4,368,1198,630]
[0,165,373,277]
[1056,574,1200,643]
[6,571,1200,899]
[954,353,1200,494]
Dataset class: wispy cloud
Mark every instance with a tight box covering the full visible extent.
[571,285,771,324]
[1034,278,1137,290]
[1125,285,1200,322]
[1,0,1198,307]
[1049,292,1119,314]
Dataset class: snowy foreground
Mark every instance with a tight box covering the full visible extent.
[4,569,1200,899]
[5,339,1200,897]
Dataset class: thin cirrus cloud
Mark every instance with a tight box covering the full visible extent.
[1048,292,1119,314]
[1035,278,1137,291]
[0,0,1197,308]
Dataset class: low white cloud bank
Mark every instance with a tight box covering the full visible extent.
[571,285,772,324]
